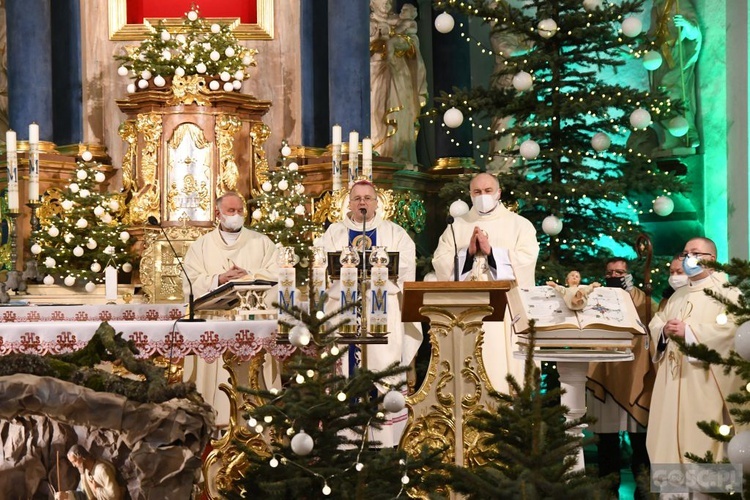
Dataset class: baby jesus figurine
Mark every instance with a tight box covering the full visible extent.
[546,270,601,311]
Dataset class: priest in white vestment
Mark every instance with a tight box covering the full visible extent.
[319,180,422,447]
[182,191,279,427]
[432,173,539,393]
[648,237,742,468]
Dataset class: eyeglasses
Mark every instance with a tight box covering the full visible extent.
[678,252,714,260]
[351,196,376,203]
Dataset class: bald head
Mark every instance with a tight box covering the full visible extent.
[684,237,717,257]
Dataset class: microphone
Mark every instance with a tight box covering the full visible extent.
[447,215,459,281]
[359,207,368,336]
[147,216,205,322]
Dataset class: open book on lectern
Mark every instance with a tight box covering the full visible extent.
[507,285,647,348]
[193,279,277,311]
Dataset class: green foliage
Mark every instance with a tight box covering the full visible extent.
[433,0,688,282]
[32,160,133,286]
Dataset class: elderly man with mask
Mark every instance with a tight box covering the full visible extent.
[432,172,539,392]
[319,180,421,448]
[648,237,742,468]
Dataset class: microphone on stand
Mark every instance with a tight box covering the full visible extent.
[147,216,205,322]
[447,215,459,282]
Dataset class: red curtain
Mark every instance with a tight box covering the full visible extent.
[126,0,257,24]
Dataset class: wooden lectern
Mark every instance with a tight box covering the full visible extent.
[400,281,513,497]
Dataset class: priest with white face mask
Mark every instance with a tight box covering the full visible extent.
[432,172,539,393]
[183,190,279,298]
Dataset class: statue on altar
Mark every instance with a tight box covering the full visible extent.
[546,270,601,311]
[370,0,427,169]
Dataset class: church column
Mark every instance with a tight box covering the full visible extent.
[50,0,83,145]
[6,0,53,141]
[328,0,370,139]
[301,1,330,147]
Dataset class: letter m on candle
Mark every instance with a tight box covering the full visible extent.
[370,290,388,314]
[278,290,295,309]
[340,289,357,306]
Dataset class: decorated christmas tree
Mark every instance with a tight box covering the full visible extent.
[433,0,688,281]
[31,153,133,290]
[250,142,323,269]
[225,301,437,499]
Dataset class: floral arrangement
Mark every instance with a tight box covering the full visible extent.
[114,6,257,93]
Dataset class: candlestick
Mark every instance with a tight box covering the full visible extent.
[28,123,39,203]
[348,131,359,187]
[6,129,18,211]
[362,137,373,181]
[332,125,342,191]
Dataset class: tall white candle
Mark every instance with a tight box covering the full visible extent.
[28,123,40,202]
[6,130,18,211]
[348,131,359,187]
[332,125,342,191]
[362,137,373,181]
[105,265,118,302]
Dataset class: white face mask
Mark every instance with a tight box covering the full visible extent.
[471,193,499,214]
[668,274,689,290]
[220,213,245,231]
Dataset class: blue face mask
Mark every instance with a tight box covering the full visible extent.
[682,254,703,277]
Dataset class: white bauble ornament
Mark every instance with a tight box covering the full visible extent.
[520,139,540,159]
[629,108,652,129]
[294,205,305,216]
[668,116,689,137]
[211,23,221,33]
[176,34,186,44]
[122,262,133,273]
[86,239,97,250]
[537,18,558,39]
[154,75,166,87]
[734,321,750,360]
[104,246,115,255]
[76,169,87,180]
[642,50,663,71]
[728,431,750,467]
[187,10,198,21]
[269,210,278,222]
[621,16,643,38]
[64,276,76,287]
[512,71,533,91]
[85,282,97,293]
[262,181,273,192]
[31,243,42,255]
[383,390,406,413]
[90,262,102,273]
[120,231,131,242]
[232,80,242,90]
[117,66,128,76]
[288,162,299,172]
[295,184,305,194]
[281,145,292,157]
[109,200,120,211]
[234,70,244,81]
[43,275,55,285]
[542,215,563,236]
[94,206,105,217]
[285,218,294,228]
[161,50,171,61]
[76,218,88,229]
[210,50,221,62]
[69,183,79,193]
[583,0,602,11]
[591,132,611,152]
[44,257,56,268]
[278,179,289,191]
[209,80,220,91]
[223,82,234,92]
[196,62,207,74]
[242,54,253,65]
[64,233,74,244]
[220,71,231,82]
[225,47,235,57]
[175,66,186,77]
[82,150,93,162]
[449,199,470,218]
[126,83,136,94]
[79,189,90,198]
[94,172,106,183]
[652,195,674,216]
[289,324,311,347]
[141,70,152,80]
[48,226,60,237]
[291,430,314,456]
[73,246,84,257]
[443,107,463,128]
[434,12,455,33]
[102,213,113,224]
[185,55,194,65]
[252,209,262,220]
[137,79,149,89]
[160,30,171,41]
[62,200,74,211]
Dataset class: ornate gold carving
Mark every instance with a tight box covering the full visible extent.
[38,187,65,225]
[128,113,163,225]
[168,74,211,106]
[118,119,137,194]
[250,122,271,187]
[215,114,242,198]
[166,123,212,222]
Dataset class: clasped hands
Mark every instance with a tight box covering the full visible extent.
[219,264,250,285]
[663,318,686,339]
[468,226,491,256]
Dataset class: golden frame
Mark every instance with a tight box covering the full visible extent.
[108,0,274,41]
